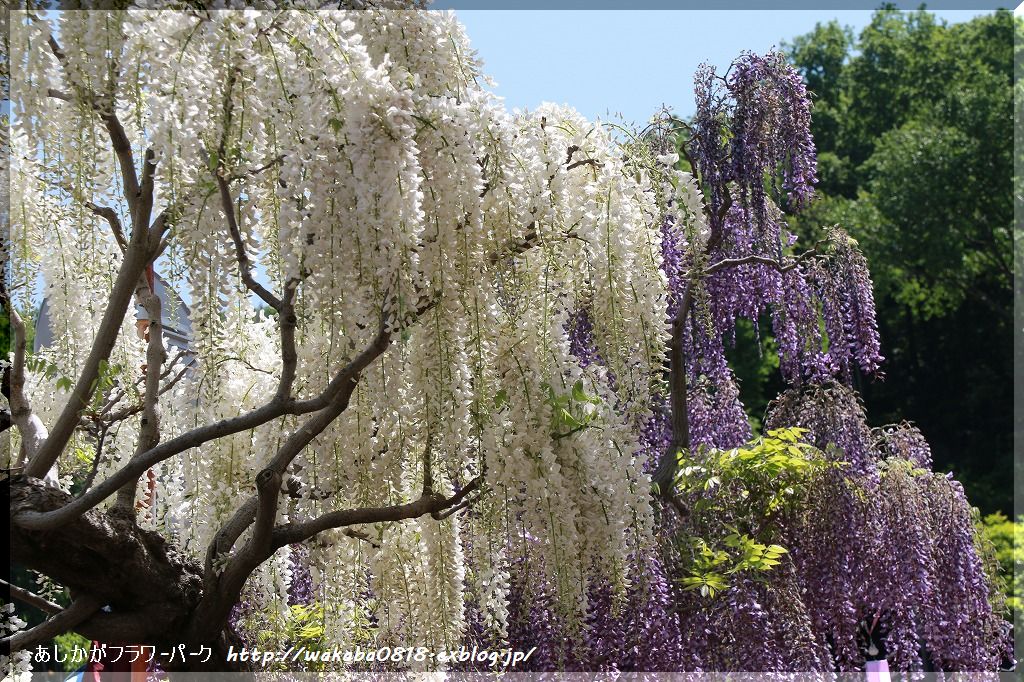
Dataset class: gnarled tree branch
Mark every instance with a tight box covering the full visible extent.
[114,269,168,515]
[187,297,446,640]
[272,474,484,550]
[83,201,128,253]
[0,595,103,655]
[215,170,282,311]
[4,298,48,469]
[704,238,827,276]
[1,578,62,616]
[23,227,160,480]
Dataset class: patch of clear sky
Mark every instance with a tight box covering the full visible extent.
[456,9,996,127]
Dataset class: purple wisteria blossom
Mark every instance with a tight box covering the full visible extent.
[693,51,817,234]
[566,306,601,368]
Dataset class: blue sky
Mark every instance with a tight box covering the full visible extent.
[456,9,996,125]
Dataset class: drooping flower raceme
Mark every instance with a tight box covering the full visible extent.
[9,8,670,654]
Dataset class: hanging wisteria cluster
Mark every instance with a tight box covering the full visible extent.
[761,389,1009,672]
[470,51,1011,673]
[4,7,1010,674]
[8,6,665,662]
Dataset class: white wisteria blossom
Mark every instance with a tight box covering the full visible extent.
[0,603,32,680]
[5,7,693,669]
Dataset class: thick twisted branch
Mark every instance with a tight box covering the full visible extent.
[14,329,387,531]
[113,272,168,514]
[4,300,47,468]
[704,238,828,276]
[23,227,160,480]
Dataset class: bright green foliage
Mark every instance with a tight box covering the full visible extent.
[89,359,126,410]
[978,511,1023,614]
[25,355,76,393]
[544,380,603,440]
[673,429,837,597]
[239,603,328,672]
[52,632,91,673]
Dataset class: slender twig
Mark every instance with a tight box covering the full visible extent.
[158,349,190,380]
[22,164,129,254]
[431,491,483,521]
[101,358,192,425]
[342,529,380,549]
[488,223,583,266]
[421,435,434,496]
[1,579,62,616]
[227,154,286,182]
[97,351,190,419]
[704,240,826,276]
[680,141,700,183]
[79,423,110,493]
[83,202,128,253]
[208,72,300,402]
[566,158,602,172]
[215,172,283,310]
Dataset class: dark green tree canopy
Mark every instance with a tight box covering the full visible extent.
[780,9,1014,513]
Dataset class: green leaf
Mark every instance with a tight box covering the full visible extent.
[571,379,588,403]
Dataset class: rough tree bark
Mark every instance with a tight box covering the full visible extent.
[5,476,228,670]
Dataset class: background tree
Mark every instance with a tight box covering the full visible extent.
[781,9,1014,513]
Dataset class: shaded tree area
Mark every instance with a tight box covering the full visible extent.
[766,8,1015,514]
